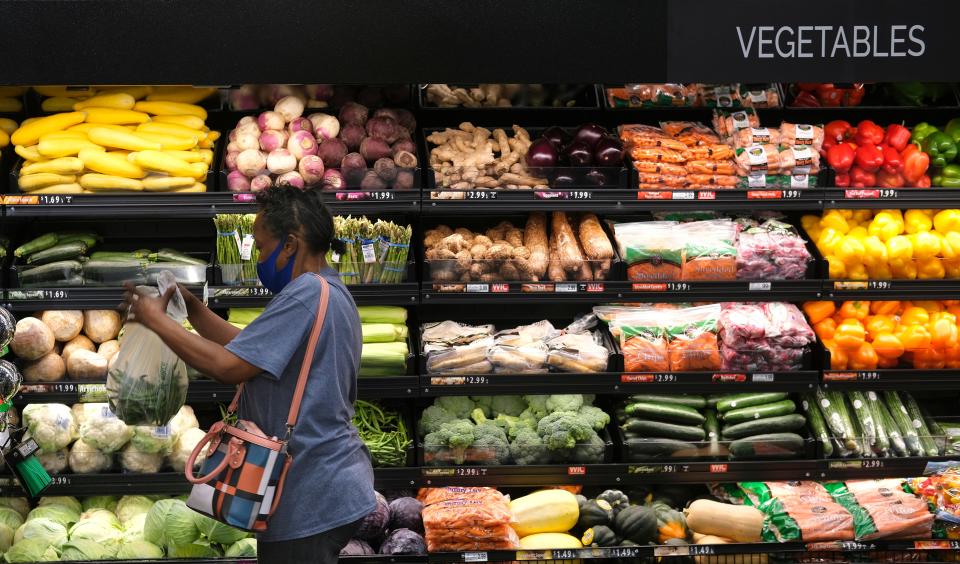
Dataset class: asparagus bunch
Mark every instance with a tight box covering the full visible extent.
[328,215,411,284]
[213,214,259,285]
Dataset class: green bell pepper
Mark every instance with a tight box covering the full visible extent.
[891,81,929,106]
[934,165,960,187]
[937,177,960,188]
[922,131,958,167]
[912,122,939,144]
[945,118,960,143]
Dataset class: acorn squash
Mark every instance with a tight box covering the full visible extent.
[597,489,630,515]
[577,499,613,529]
[651,500,688,543]
[581,525,619,548]
[613,505,657,544]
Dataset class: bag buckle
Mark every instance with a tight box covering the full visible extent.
[226,438,246,469]
[279,425,294,454]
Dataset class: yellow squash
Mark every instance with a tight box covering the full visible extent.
[510,489,579,537]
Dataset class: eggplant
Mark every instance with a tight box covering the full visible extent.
[585,169,609,186]
[541,126,570,149]
[573,123,609,148]
[553,173,576,188]
[525,138,559,172]
[594,137,624,167]
[562,141,593,166]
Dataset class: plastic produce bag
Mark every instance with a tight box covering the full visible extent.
[107,271,189,426]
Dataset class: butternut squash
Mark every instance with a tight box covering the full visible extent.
[510,489,580,537]
[684,499,763,543]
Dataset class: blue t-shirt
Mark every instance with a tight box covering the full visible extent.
[225,268,376,542]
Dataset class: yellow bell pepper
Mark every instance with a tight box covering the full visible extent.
[901,306,930,326]
[852,210,874,224]
[866,315,897,337]
[890,259,918,279]
[847,262,869,280]
[887,235,914,261]
[912,231,942,259]
[861,236,889,267]
[905,209,933,233]
[801,214,820,232]
[839,210,854,219]
[917,257,946,279]
[834,236,866,266]
[866,262,894,280]
[840,300,871,320]
[870,301,902,315]
[802,301,836,324]
[847,226,868,240]
[826,256,847,279]
[817,227,843,255]
[820,210,850,234]
[934,209,960,234]
[869,211,904,241]
[872,332,905,359]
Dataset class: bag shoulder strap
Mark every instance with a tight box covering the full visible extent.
[226,273,330,433]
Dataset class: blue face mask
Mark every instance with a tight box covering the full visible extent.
[256,235,296,294]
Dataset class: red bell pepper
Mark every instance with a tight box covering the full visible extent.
[855,144,884,172]
[825,120,853,144]
[855,120,885,146]
[877,170,906,188]
[881,144,903,173]
[902,144,931,183]
[816,83,866,106]
[913,174,932,188]
[835,172,851,187]
[850,166,877,188]
[884,124,912,151]
[791,91,820,107]
[826,143,856,173]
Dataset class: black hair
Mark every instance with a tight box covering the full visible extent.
[256,186,346,255]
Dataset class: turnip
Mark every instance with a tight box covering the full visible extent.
[259,129,288,152]
[394,109,416,133]
[308,113,340,141]
[288,117,313,134]
[298,155,325,184]
[322,169,345,190]
[360,137,392,163]
[261,84,304,105]
[267,148,297,175]
[237,115,257,128]
[227,170,251,192]
[394,169,415,191]
[341,152,368,186]
[306,84,334,101]
[372,108,400,122]
[275,95,305,122]
[365,116,401,144]
[276,171,305,189]
[394,150,418,169]
[374,158,398,182]
[288,130,318,160]
[251,174,272,192]
[230,86,259,111]
[392,138,416,157]
[257,111,285,131]
[226,141,240,154]
[317,138,348,168]
[339,102,369,126]
[228,130,238,143]
[339,123,365,152]
[225,151,240,170]
[235,131,261,151]
[361,170,387,191]
[236,149,267,177]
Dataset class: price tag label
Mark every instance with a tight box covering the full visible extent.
[747,190,785,199]
[454,467,488,477]
[748,282,772,291]
[632,283,668,292]
[834,281,868,290]
[607,547,641,558]
[914,540,960,550]
[637,191,673,200]
[709,464,728,473]
[629,464,683,474]
[555,283,578,293]
[232,193,256,203]
[666,282,690,291]
[248,287,271,297]
[585,283,604,292]
[48,476,71,486]
[368,191,395,200]
[462,552,488,562]
[823,372,858,382]
[52,383,78,394]
[551,549,581,560]
[712,373,747,383]
[671,191,695,200]
[868,281,892,290]
[78,384,108,403]
[43,289,70,299]
[752,373,775,383]
[857,371,880,381]
[621,373,677,383]
[38,195,74,205]
[844,189,881,199]
[567,466,586,475]
[520,283,552,293]
[490,283,509,293]
[465,191,496,200]
[861,459,884,468]
[466,284,489,293]
[654,545,692,557]
[429,376,490,386]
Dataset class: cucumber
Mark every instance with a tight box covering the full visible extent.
[721,414,807,440]
[867,391,890,456]
[627,394,706,409]
[621,418,706,441]
[801,394,833,458]
[25,241,87,266]
[883,391,922,456]
[848,391,876,447]
[716,393,789,413]
[729,433,805,459]
[14,232,58,258]
[88,252,149,263]
[19,260,83,286]
[704,408,720,452]
[848,404,872,457]
[623,437,698,459]
[625,402,705,426]
[82,260,147,286]
[150,248,206,266]
[721,399,796,425]
[614,408,627,423]
[706,394,725,408]
[56,233,99,248]
[875,398,908,457]
[816,388,860,454]
[901,392,940,456]
[923,407,946,443]
[830,391,862,454]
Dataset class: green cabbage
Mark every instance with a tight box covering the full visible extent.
[81,496,118,513]
[0,508,23,531]
[166,541,220,558]
[143,499,199,547]
[4,538,60,562]
[115,496,154,526]
[225,537,258,557]
[14,517,67,548]
[193,512,248,545]
[0,499,29,519]
[122,513,146,542]
[68,516,123,553]
[26,505,79,529]
[0,523,14,553]
[38,497,82,515]
[75,509,120,528]
[115,539,164,559]
[59,538,113,561]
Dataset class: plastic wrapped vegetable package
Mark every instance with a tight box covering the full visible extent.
[107,271,189,426]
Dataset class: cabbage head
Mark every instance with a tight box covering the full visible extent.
[143,499,199,547]
[166,541,220,558]
[130,425,174,455]
[69,514,123,553]
[122,513,146,542]
[225,537,258,557]
[59,538,114,561]
[4,537,60,562]
[38,496,82,515]
[0,523,14,553]
[14,517,67,548]
[193,512,248,545]
[0,507,24,531]
[115,539,164,559]
[81,496,118,513]
[0,498,29,518]
[26,505,79,529]
[76,509,120,528]
[116,495,154,526]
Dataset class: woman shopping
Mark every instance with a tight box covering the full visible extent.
[122,186,376,564]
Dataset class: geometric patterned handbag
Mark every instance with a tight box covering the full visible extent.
[184,274,329,532]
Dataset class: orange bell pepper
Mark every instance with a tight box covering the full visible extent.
[900,324,933,350]
[901,306,931,326]
[914,300,944,313]
[849,341,879,370]
[865,315,897,338]
[872,332,905,359]
[814,318,837,341]
[948,305,960,318]
[877,355,900,368]
[835,319,867,349]
[930,317,959,348]
[869,301,901,315]
[824,340,848,370]
[803,301,836,325]
[839,300,870,320]
[944,346,960,369]
[912,347,945,369]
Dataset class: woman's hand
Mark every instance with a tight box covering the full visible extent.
[121,282,176,332]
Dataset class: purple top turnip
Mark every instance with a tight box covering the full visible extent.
[374,158,398,182]
[259,130,288,153]
[266,148,297,175]
[287,130,319,160]
[339,123,365,152]
[250,174,272,192]
[235,130,261,152]
[308,113,340,140]
[372,108,400,123]
[230,87,259,111]
[365,116,402,144]
[392,138,416,157]
[341,152,368,185]
[316,138,348,168]
[288,117,313,134]
[322,168,345,190]
[276,170,305,189]
[298,155,325,184]
[306,84,334,101]
[257,111,285,132]
[224,151,239,171]
[274,95,305,122]
[339,102,369,126]
[361,170,388,191]
[226,170,251,192]
[394,109,416,134]
[236,149,267,178]
[360,137,392,163]
[394,169,415,191]
[393,150,418,169]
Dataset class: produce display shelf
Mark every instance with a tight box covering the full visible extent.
[3,286,206,311]
[420,371,818,396]
[821,278,960,300]
[821,369,960,390]
[207,284,420,308]
[823,187,960,209]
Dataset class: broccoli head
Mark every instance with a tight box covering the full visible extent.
[471,396,494,417]
[509,427,551,465]
[418,405,456,436]
[495,413,537,440]
[441,420,476,449]
[545,394,584,413]
[523,395,549,417]
[422,419,475,465]
[471,423,510,465]
[565,428,606,463]
[490,395,527,417]
[578,405,611,431]
[470,408,488,425]
[435,396,476,418]
[536,411,594,451]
